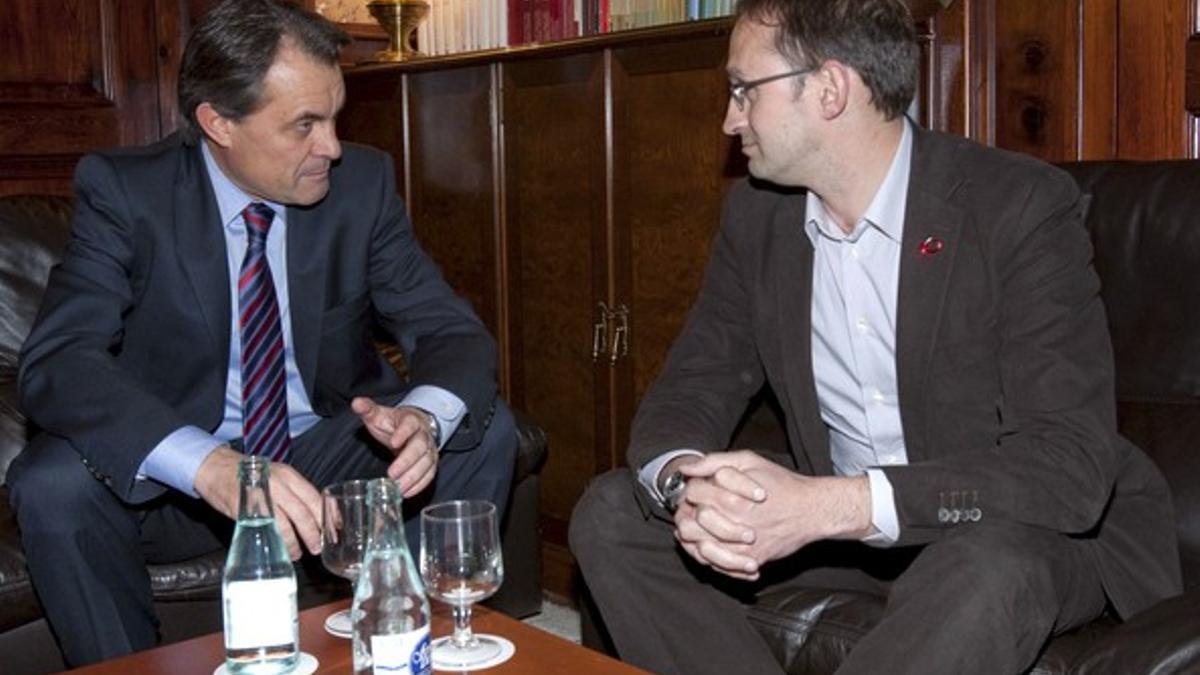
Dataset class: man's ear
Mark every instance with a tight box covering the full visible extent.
[195,102,234,147]
[814,60,851,120]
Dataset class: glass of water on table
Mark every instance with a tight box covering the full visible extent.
[320,479,371,637]
[420,499,505,668]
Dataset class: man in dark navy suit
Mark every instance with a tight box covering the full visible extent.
[8,0,515,666]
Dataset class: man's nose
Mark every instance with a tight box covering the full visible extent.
[722,97,744,136]
[315,123,341,160]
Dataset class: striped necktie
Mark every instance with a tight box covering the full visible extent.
[239,202,291,462]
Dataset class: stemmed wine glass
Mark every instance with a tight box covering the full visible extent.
[420,500,505,668]
[320,479,371,638]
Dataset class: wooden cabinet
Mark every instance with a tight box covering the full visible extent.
[341,23,741,594]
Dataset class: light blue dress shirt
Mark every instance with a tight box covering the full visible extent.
[138,142,465,496]
[640,121,913,545]
[806,120,912,543]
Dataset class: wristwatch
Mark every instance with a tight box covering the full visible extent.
[411,407,441,447]
[660,469,688,513]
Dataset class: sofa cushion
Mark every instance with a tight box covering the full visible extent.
[0,195,72,484]
[0,487,42,633]
[1058,161,1200,586]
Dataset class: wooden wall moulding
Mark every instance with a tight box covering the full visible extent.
[0,0,187,196]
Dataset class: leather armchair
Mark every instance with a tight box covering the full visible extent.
[0,194,547,674]
[581,160,1200,673]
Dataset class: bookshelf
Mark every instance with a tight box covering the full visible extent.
[312,0,733,62]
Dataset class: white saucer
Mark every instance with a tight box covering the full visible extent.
[431,635,515,671]
[213,651,317,675]
[324,609,353,639]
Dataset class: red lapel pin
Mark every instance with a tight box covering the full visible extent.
[919,235,944,256]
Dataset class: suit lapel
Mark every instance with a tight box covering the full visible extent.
[175,146,230,366]
[286,204,327,399]
[895,128,967,463]
[772,191,834,475]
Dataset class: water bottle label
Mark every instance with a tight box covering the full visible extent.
[370,628,431,675]
[223,577,297,649]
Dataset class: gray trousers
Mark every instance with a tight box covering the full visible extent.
[569,469,1107,675]
[8,398,516,667]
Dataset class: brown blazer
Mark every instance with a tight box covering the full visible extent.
[628,126,1181,620]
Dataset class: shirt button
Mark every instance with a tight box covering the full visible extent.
[855,317,869,333]
[871,389,885,403]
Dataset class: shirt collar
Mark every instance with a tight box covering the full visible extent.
[804,118,913,245]
[200,141,285,230]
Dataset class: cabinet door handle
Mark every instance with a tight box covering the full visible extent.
[609,304,629,366]
[592,301,610,363]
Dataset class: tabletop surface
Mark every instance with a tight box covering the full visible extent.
[63,600,646,674]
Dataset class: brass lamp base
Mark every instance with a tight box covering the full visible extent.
[366,0,430,62]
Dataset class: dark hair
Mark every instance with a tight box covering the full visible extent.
[177,0,349,144]
[735,0,917,120]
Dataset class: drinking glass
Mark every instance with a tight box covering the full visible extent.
[320,479,371,637]
[420,500,505,668]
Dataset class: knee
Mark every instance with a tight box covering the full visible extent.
[906,523,1064,615]
[568,469,640,561]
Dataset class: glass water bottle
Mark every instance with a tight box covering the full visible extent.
[352,478,432,675]
[222,456,299,674]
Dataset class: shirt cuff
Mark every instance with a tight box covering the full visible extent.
[862,468,900,546]
[400,385,466,450]
[637,449,704,503]
[137,426,224,497]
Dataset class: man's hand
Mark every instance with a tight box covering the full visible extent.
[668,454,767,579]
[676,450,874,580]
[352,397,439,498]
[193,445,324,560]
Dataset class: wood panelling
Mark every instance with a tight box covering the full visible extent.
[407,66,500,338]
[1118,0,1191,158]
[923,0,1187,160]
[1080,0,1120,158]
[609,37,737,459]
[502,53,608,543]
[992,0,1082,159]
[0,0,186,196]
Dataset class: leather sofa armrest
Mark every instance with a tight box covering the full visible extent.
[512,408,547,483]
[1071,589,1200,674]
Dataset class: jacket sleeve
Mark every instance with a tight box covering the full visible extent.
[364,153,499,450]
[18,154,185,503]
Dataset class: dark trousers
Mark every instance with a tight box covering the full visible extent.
[7,398,517,667]
[569,469,1107,675]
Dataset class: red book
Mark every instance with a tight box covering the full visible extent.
[508,0,523,45]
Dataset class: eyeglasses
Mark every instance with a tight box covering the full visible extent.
[728,69,812,111]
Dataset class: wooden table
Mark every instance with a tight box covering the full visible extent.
[63,601,645,674]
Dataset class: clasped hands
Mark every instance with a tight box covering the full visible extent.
[194,398,438,560]
[671,450,874,581]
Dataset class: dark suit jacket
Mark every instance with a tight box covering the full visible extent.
[18,134,497,503]
[628,126,1181,620]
